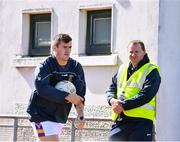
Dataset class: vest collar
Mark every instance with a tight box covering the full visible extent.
[128,54,150,79]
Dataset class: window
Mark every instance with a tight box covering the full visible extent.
[29,14,51,56]
[86,10,111,55]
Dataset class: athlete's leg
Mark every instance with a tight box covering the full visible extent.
[38,135,59,142]
[31,121,64,142]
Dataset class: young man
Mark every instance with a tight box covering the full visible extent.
[27,33,86,141]
[106,40,161,141]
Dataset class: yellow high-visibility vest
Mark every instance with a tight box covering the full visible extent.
[112,63,160,122]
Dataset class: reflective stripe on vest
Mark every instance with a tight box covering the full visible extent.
[111,63,159,121]
[119,64,154,89]
[141,104,155,110]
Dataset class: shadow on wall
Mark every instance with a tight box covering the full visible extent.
[84,66,118,95]
[116,0,131,9]
[16,68,35,89]
[0,61,3,74]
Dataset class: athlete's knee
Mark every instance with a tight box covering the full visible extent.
[38,135,59,142]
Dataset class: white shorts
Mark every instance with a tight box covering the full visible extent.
[31,121,64,137]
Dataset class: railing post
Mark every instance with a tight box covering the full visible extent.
[71,119,76,142]
[13,118,18,142]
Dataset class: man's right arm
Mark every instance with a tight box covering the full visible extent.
[106,73,124,113]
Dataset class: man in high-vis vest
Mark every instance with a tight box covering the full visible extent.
[106,40,161,141]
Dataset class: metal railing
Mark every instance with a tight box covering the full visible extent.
[0,114,111,142]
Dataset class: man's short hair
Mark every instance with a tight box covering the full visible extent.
[53,33,72,47]
[128,40,146,51]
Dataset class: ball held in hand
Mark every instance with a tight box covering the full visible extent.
[55,80,76,94]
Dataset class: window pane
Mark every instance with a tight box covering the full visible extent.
[35,22,51,47]
[93,17,111,44]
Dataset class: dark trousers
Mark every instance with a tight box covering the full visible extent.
[108,119,153,141]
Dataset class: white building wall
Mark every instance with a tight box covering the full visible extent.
[157,0,180,140]
[0,0,159,120]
